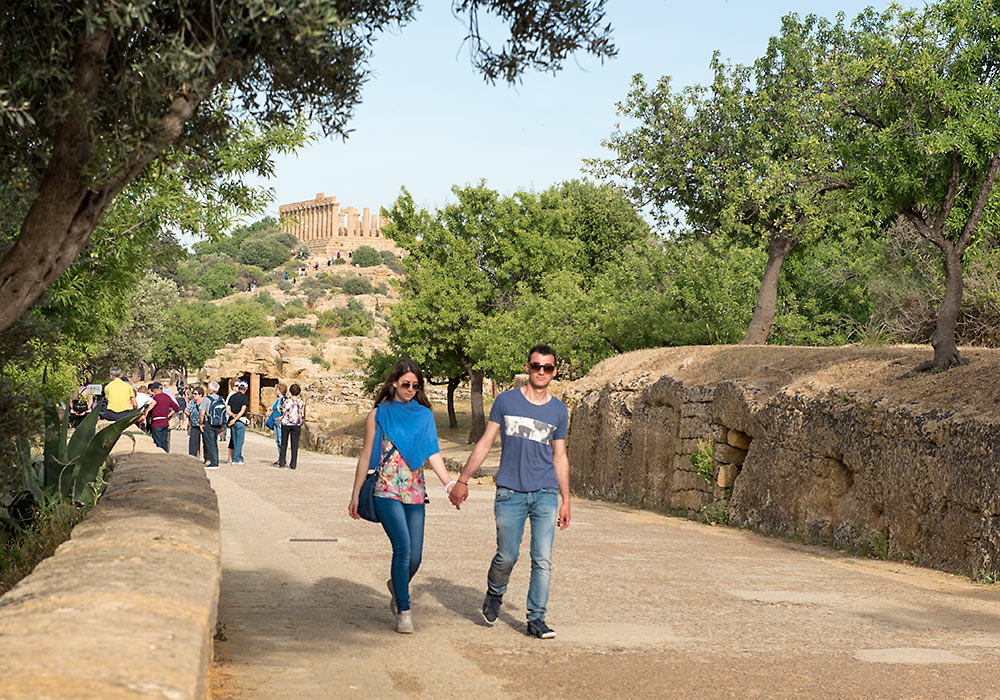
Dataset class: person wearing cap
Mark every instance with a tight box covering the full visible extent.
[227,380,250,464]
[147,382,179,453]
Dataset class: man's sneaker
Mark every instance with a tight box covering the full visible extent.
[526,619,556,639]
[481,592,502,625]
[395,610,413,634]
[204,464,219,470]
[387,579,397,615]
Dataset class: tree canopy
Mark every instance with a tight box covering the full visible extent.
[0,0,616,335]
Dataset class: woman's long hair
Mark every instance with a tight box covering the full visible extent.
[373,358,431,408]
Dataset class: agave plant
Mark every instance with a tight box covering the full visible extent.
[16,403,142,508]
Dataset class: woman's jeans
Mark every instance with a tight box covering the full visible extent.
[274,424,282,456]
[231,421,246,462]
[188,426,202,457]
[374,496,425,612]
[279,424,301,469]
[487,487,558,622]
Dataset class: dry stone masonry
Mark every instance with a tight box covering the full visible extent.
[279,192,401,257]
[564,346,1000,578]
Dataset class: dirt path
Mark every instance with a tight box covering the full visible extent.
[181,430,1000,699]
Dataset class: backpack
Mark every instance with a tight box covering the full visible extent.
[208,395,228,427]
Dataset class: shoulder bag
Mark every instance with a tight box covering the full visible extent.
[357,444,397,523]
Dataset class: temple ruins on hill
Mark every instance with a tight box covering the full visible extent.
[279,193,400,257]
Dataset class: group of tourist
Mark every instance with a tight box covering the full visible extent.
[79,344,568,642]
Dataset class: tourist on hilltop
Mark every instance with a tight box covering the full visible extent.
[146,382,179,453]
[450,344,570,640]
[200,381,225,469]
[227,380,250,464]
[101,366,137,421]
[275,383,305,470]
[267,383,287,466]
[348,359,457,634]
[187,386,204,459]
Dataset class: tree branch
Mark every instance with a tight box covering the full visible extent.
[957,150,1000,254]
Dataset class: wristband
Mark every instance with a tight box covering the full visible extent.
[445,480,457,494]
[457,479,468,485]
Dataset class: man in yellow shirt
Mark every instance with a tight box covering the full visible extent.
[102,366,137,421]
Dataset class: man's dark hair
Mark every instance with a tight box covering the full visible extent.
[527,344,557,364]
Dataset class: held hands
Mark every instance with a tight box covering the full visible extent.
[448,481,469,509]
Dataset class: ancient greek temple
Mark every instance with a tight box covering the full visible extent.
[278,193,399,256]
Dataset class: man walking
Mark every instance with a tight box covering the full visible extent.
[200,381,224,469]
[449,344,570,639]
[146,382,179,453]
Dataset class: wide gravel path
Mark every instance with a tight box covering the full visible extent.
[170,429,1000,699]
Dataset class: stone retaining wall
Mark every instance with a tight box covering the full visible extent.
[565,346,1000,578]
[0,452,221,700]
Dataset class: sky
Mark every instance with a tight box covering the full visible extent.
[245,0,914,222]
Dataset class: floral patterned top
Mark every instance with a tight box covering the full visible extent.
[280,396,305,426]
[374,436,425,504]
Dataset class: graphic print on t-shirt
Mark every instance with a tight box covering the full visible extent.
[504,415,556,445]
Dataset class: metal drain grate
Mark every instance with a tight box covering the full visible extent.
[288,538,339,542]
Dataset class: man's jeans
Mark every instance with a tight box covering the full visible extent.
[151,425,170,452]
[231,421,246,463]
[202,425,220,466]
[487,487,559,622]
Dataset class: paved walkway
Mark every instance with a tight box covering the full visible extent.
[164,430,1000,699]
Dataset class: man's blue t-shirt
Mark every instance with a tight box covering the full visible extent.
[490,388,568,492]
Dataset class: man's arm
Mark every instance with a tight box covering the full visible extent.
[448,420,501,509]
[552,438,571,530]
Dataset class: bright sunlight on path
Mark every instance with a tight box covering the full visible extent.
[168,429,1000,699]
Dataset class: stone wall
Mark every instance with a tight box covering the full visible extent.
[0,452,221,699]
[564,346,1000,578]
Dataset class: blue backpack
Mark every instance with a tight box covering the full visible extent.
[208,395,228,427]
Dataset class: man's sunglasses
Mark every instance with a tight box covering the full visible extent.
[528,362,556,374]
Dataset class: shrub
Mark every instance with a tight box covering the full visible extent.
[352,245,382,268]
[310,353,331,370]
[316,299,373,336]
[380,250,405,274]
[254,291,276,309]
[277,279,292,291]
[197,263,238,300]
[294,245,311,260]
[238,234,292,270]
[332,257,347,265]
[341,275,375,295]
[277,323,317,338]
[691,440,715,484]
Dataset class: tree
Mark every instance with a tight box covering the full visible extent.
[0,1,616,335]
[238,234,293,270]
[352,245,382,268]
[829,1,1000,369]
[590,17,869,344]
[384,181,649,441]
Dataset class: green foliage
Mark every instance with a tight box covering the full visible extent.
[294,246,311,260]
[153,298,272,373]
[238,234,293,270]
[976,568,1000,584]
[198,263,239,300]
[356,346,403,397]
[332,257,347,266]
[699,501,730,526]
[352,245,382,268]
[310,354,332,370]
[317,299,374,336]
[339,275,376,296]
[690,441,715,485]
[380,249,405,274]
[254,291,276,309]
[278,323,318,339]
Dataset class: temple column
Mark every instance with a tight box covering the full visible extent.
[332,204,341,236]
[363,208,371,237]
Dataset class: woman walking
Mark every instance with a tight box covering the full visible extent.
[268,383,286,466]
[186,387,204,458]
[277,383,305,470]
[348,359,455,634]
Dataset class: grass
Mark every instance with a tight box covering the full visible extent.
[690,440,715,484]
[1,502,84,595]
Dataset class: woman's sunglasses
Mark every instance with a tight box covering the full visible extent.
[398,381,420,389]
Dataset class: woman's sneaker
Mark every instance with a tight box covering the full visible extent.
[526,619,556,639]
[482,592,502,625]
[395,610,413,634]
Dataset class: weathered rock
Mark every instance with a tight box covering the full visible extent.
[715,443,748,466]
[727,429,752,450]
[717,463,739,488]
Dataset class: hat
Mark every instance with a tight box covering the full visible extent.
[150,381,163,390]
[236,380,249,389]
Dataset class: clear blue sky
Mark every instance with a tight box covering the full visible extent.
[246,1,912,221]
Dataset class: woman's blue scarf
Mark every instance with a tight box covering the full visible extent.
[368,399,440,472]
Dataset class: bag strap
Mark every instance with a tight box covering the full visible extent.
[375,444,397,473]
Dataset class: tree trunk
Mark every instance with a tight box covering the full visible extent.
[446,375,460,429]
[467,369,486,444]
[741,234,797,345]
[930,247,966,369]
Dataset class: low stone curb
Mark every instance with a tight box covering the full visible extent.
[0,452,221,700]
